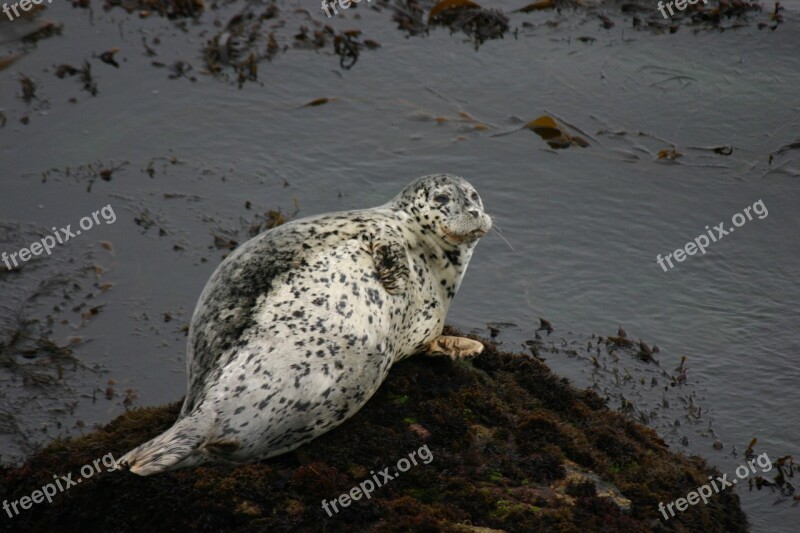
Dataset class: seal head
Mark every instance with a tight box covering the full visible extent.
[392,174,492,247]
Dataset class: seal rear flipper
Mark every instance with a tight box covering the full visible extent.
[118,412,213,476]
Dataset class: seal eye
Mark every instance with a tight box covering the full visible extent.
[471,192,480,202]
[433,194,450,205]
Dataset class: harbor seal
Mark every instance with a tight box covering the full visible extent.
[119,174,491,476]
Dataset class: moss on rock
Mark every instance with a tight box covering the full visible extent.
[0,328,747,532]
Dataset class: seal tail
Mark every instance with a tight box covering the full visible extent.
[118,410,222,476]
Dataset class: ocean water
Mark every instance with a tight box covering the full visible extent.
[1,1,798,530]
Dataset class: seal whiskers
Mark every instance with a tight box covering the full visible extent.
[490,221,515,252]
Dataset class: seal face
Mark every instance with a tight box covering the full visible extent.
[119,174,491,475]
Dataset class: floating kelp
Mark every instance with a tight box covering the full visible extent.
[526,116,590,150]
[101,0,204,19]
[394,0,510,49]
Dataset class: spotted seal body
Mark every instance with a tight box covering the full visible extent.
[119,174,491,475]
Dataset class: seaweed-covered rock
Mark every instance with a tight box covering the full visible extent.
[0,328,747,532]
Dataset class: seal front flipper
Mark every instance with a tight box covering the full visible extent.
[363,232,409,295]
[425,336,484,360]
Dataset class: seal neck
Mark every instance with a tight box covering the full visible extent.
[417,230,476,304]
[390,207,475,304]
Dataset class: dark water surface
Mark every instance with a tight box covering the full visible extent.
[1,1,799,530]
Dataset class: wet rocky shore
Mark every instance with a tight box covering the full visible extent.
[0,328,747,532]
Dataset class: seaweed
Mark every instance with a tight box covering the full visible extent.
[0,327,748,531]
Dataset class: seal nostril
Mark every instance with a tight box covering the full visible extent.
[468,210,479,218]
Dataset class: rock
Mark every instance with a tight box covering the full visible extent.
[0,327,747,531]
